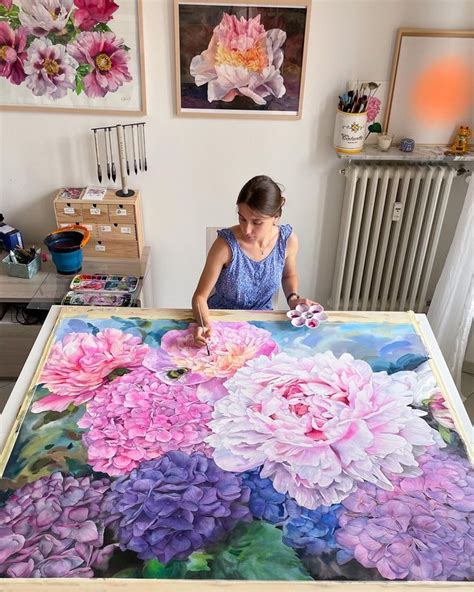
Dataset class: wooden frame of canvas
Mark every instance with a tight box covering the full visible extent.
[0,307,472,591]
[0,0,147,115]
[384,28,474,145]
[174,0,312,120]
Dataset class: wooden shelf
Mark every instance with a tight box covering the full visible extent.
[335,144,474,162]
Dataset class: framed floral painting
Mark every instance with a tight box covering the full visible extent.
[174,0,311,119]
[0,0,146,114]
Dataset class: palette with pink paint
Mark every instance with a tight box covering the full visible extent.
[287,303,328,328]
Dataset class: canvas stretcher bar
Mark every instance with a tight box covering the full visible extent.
[0,307,472,589]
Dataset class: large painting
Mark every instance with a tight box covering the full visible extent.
[385,29,473,145]
[175,0,311,119]
[0,308,473,586]
[0,0,146,114]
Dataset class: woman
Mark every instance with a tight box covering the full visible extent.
[192,175,316,346]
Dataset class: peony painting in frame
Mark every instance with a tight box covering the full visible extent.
[0,0,146,114]
[175,0,311,119]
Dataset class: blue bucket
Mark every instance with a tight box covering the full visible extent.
[44,225,90,275]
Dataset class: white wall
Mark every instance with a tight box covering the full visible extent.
[0,0,473,308]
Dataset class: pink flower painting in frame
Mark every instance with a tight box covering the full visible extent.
[175,0,311,119]
[0,0,146,114]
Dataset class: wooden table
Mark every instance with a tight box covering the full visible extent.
[0,248,152,377]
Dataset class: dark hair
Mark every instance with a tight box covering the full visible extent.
[236,175,286,217]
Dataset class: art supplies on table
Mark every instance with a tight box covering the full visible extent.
[1,247,41,279]
[82,186,107,201]
[57,187,84,200]
[287,303,328,329]
[69,274,139,293]
[0,214,23,251]
[62,291,132,307]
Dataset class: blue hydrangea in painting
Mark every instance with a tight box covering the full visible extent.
[241,468,289,525]
[107,451,251,564]
[0,311,473,582]
[282,500,343,556]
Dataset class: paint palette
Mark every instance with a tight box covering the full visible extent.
[69,274,139,293]
[287,303,328,328]
[61,291,132,307]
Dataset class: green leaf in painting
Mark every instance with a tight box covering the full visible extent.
[75,75,84,96]
[3,403,89,482]
[77,64,91,77]
[438,425,453,445]
[142,558,187,579]
[94,23,112,33]
[186,551,213,573]
[211,522,312,580]
[107,367,132,381]
[113,567,142,578]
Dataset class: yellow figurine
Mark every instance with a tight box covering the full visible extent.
[446,126,472,155]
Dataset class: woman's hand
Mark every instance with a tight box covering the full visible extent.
[193,324,212,347]
[287,294,319,310]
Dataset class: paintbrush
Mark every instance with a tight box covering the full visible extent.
[93,129,102,183]
[197,302,210,356]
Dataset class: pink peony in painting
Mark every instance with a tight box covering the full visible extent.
[0,0,144,112]
[0,310,472,582]
[176,1,310,117]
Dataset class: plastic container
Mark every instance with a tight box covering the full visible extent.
[44,225,90,275]
[1,249,41,279]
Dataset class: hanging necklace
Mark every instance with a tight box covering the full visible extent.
[258,228,277,256]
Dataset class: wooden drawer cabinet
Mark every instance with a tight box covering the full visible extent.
[54,189,144,258]
[83,239,140,258]
[81,204,110,223]
[98,223,136,241]
[109,205,136,224]
[55,203,83,223]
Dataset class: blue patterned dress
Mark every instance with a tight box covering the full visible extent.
[207,224,292,310]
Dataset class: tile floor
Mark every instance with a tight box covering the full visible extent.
[1,372,474,423]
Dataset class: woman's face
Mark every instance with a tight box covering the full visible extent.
[237,203,277,241]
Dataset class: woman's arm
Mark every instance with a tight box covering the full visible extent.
[282,232,318,309]
[192,237,231,345]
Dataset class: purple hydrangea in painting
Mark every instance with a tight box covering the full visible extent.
[336,449,474,580]
[107,452,251,564]
[241,468,289,525]
[283,501,343,556]
[0,473,117,578]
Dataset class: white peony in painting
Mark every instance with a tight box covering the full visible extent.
[176,1,311,117]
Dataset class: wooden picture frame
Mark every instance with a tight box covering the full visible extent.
[0,0,146,115]
[0,307,473,589]
[384,28,474,145]
[174,0,311,119]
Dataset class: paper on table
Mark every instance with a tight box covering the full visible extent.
[82,186,107,201]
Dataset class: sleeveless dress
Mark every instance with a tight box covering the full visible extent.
[207,224,293,310]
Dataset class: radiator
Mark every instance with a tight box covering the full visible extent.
[330,164,456,312]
